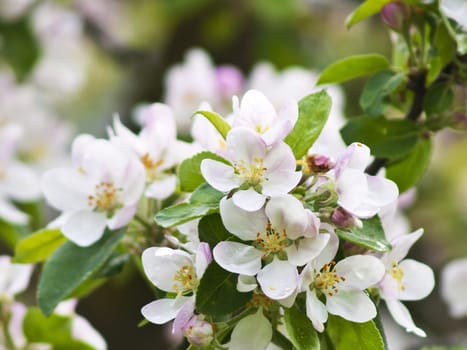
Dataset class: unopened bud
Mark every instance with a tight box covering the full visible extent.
[184,316,214,347]
[381,2,411,31]
[216,66,244,99]
[305,154,334,174]
[331,207,360,229]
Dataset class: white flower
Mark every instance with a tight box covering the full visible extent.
[441,257,467,318]
[141,244,211,327]
[201,127,301,211]
[0,256,33,301]
[109,104,191,200]
[440,0,467,29]
[214,195,329,300]
[333,142,399,218]
[378,229,435,337]
[299,234,385,332]
[232,89,298,146]
[229,308,272,350]
[42,135,145,246]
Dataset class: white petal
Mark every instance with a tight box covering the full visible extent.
[385,299,426,337]
[312,232,339,270]
[383,229,423,266]
[441,258,467,318]
[262,119,294,146]
[107,205,137,230]
[398,259,435,301]
[41,168,92,211]
[232,188,266,212]
[227,127,267,165]
[117,158,145,204]
[237,275,258,292]
[220,197,267,240]
[266,195,308,240]
[257,258,298,300]
[229,308,272,350]
[233,89,277,132]
[172,298,195,336]
[195,242,212,278]
[200,159,239,192]
[326,290,377,323]
[0,199,29,225]
[335,143,371,176]
[142,247,193,292]
[0,257,33,298]
[336,255,385,290]
[141,296,191,325]
[286,234,330,267]
[2,162,40,201]
[72,315,107,350]
[336,169,368,214]
[213,242,262,276]
[305,289,327,332]
[62,210,107,247]
[145,175,177,200]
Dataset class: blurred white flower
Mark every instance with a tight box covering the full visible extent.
[0,256,33,301]
[440,0,467,29]
[441,257,467,318]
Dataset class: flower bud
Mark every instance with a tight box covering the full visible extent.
[380,2,411,31]
[216,65,244,99]
[184,316,214,347]
[331,207,360,230]
[305,154,334,174]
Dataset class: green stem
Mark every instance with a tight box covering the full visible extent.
[0,303,17,350]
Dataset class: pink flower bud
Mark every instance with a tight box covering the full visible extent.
[305,154,334,174]
[331,207,360,229]
[381,2,410,31]
[184,316,214,347]
[216,65,244,98]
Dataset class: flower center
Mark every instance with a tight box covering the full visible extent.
[173,264,196,295]
[235,157,266,187]
[255,124,269,134]
[313,261,346,297]
[255,223,289,258]
[88,181,122,216]
[390,260,405,290]
[141,153,164,181]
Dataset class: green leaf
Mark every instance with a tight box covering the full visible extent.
[14,228,66,263]
[423,82,454,117]
[285,90,332,159]
[23,307,94,349]
[0,17,40,81]
[426,23,457,86]
[386,138,432,193]
[195,110,231,139]
[340,116,420,159]
[272,330,295,350]
[317,54,390,85]
[359,71,405,117]
[198,214,238,247]
[155,183,224,228]
[284,306,320,350]
[0,219,25,249]
[336,215,391,252]
[178,151,230,192]
[325,316,385,350]
[345,0,391,28]
[38,229,125,315]
[196,261,252,320]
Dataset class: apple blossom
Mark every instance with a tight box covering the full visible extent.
[378,229,435,337]
[299,233,385,331]
[201,127,301,211]
[441,257,467,318]
[42,134,145,246]
[0,256,33,301]
[214,195,329,300]
[140,244,211,328]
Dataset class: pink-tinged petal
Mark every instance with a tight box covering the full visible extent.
[141,296,191,325]
[229,308,272,350]
[213,242,262,276]
[336,255,385,290]
[200,159,239,192]
[145,175,177,200]
[107,204,137,230]
[142,247,193,292]
[326,290,377,323]
[62,210,107,247]
[312,232,339,270]
[261,119,293,146]
[277,99,299,126]
[441,258,467,318]
[3,162,40,201]
[336,169,368,213]
[226,127,267,165]
[41,168,93,211]
[220,197,267,240]
[9,302,27,348]
[257,258,298,300]
[383,229,423,266]
[364,175,399,209]
[195,242,212,278]
[263,142,298,179]
[305,289,327,332]
[233,89,277,131]
[72,315,107,350]
[266,195,308,240]
[398,259,435,301]
[172,298,195,336]
[304,210,321,238]
[0,199,28,225]
[286,234,330,267]
[335,143,371,177]
[385,299,426,337]
[237,274,257,292]
[232,188,266,212]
